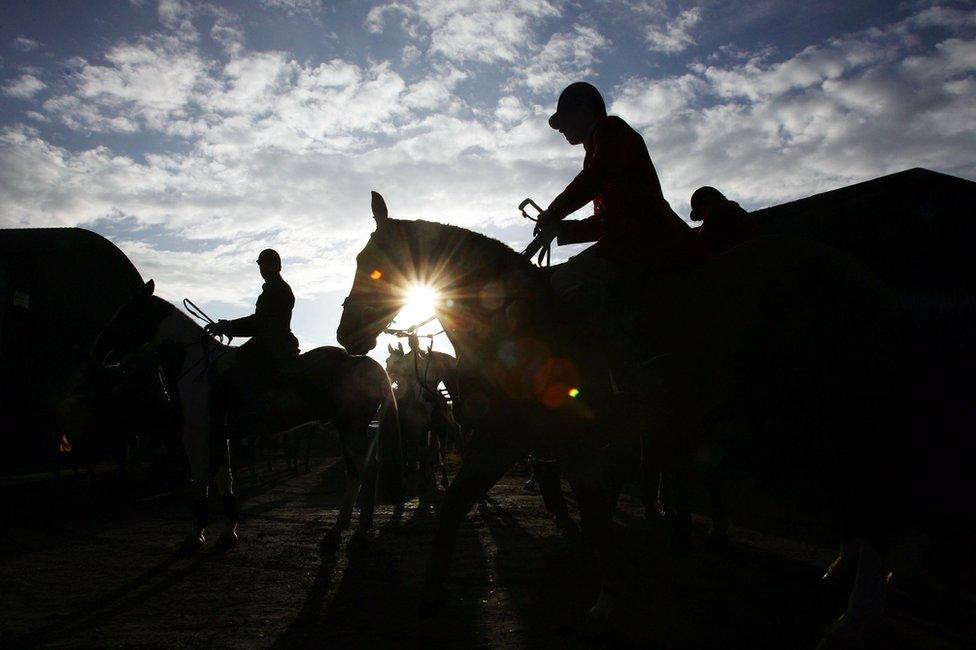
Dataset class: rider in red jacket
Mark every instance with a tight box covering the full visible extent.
[537,82,706,312]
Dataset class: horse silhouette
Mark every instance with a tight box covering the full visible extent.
[93,280,403,551]
[337,191,910,646]
[385,341,463,489]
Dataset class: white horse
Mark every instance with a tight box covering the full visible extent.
[93,280,403,551]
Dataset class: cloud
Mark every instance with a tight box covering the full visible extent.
[259,0,324,17]
[366,0,560,64]
[2,74,46,99]
[612,10,976,213]
[11,36,41,52]
[644,7,702,54]
[517,24,610,93]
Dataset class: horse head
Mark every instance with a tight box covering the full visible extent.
[92,279,172,367]
[385,341,408,382]
[338,192,416,355]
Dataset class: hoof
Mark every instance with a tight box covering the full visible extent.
[215,529,239,550]
[180,532,205,553]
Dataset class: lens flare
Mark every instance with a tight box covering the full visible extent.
[369,269,383,280]
[396,283,439,326]
[568,387,580,398]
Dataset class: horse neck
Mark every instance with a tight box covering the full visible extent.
[428,235,557,376]
[153,303,226,357]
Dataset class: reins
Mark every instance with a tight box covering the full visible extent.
[519,197,553,267]
[178,298,232,382]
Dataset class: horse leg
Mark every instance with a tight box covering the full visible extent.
[183,424,211,551]
[323,431,364,550]
[567,464,623,629]
[213,438,239,549]
[421,434,521,615]
[350,434,381,549]
[435,427,450,489]
[537,461,579,539]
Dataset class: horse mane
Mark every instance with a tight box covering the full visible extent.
[394,218,543,280]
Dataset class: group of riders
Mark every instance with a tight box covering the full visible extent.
[203,81,758,451]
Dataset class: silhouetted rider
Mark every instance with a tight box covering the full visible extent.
[535,82,707,315]
[205,248,299,372]
[690,186,759,256]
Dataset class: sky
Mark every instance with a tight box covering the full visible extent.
[1,0,974,362]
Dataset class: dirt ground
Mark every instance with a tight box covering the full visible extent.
[1,446,974,649]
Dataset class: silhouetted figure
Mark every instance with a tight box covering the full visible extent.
[206,249,299,369]
[206,249,299,426]
[538,82,706,316]
[690,186,759,255]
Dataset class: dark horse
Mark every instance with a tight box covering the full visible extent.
[93,280,403,550]
[338,192,909,645]
[386,342,463,489]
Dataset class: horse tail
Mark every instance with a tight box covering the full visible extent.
[376,369,405,505]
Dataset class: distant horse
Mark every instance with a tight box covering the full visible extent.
[385,342,462,488]
[93,280,403,550]
[337,192,909,645]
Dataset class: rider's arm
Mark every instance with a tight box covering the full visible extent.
[556,217,604,245]
[221,283,292,338]
[544,119,639,222]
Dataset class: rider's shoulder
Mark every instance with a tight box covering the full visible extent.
[596,115,640,140]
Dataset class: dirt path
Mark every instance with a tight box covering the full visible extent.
[1,456,973,648]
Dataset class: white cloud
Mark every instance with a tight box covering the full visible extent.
[517,24,610,93]
[366,0,560,64]
[259,0,324,17]
[644,7,702,54]
[2,74,46,99]
[612,15,976,214]
[11,36,41,52]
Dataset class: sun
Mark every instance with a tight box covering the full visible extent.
[394,283,439,327]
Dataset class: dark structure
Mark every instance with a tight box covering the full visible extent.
[0,228,144,465]
[754,168,976,520]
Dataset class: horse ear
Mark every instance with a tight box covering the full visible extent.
[397,341,404,354]
[388,343,394,354]
[144,279,155,296]
[371,191,389,223]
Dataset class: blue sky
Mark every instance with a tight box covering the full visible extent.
[2,0,974,360]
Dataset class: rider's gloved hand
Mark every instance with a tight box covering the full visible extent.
[205,320,228,337]
[533,209,559,236]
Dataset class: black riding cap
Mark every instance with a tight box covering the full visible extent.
[257,248,281,266]
[548,82,607,130]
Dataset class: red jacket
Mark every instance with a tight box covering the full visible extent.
[549,115,706,268]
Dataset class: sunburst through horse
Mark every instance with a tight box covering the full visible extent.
[93,280,403,550]
[338,191,910,645]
